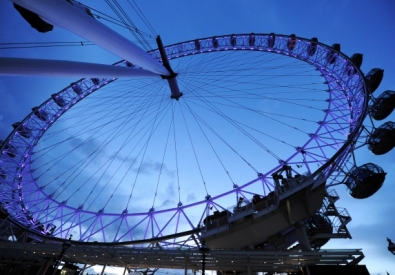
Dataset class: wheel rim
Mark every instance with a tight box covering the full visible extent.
[0,34,368,245]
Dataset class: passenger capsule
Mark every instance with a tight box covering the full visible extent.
[12,122,31,138]
[249,33,255,47]
[365,68,384,93]
[307,37,318,56]
[370,90,395,120]
[71,83,82,95]
[32,107,48,122]
[194,39,201,51]
[367,121,395,155]
[351,53,363,68]
[346,53,363,75]
[91,78,100,86]
[344,163,386,199]
[230,35,236,47]
[287,34,296,51]
[268,33,275,48]
[2,142,17,158]
[212,37,219,49]
[51,94,66,107]
[326,43,340,64]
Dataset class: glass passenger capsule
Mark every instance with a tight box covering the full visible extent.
[370,90,395,120]
[344,163,386,199]
[367,121,395,155]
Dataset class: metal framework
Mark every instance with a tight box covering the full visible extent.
[0,34,369,247]
[0,239,365,274]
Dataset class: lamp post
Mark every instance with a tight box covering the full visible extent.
[199,244,210,275]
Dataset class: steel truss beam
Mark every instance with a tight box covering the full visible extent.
[0,241,364,273]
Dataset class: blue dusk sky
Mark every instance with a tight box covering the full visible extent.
[1,1,395,275]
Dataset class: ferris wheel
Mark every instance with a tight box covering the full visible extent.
[1,0,394,252]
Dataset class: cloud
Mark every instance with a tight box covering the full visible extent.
[131,159,174,178]
[159,199,176,208]
[187,193,196,202]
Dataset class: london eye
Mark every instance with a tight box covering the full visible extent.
[0,1,394,274]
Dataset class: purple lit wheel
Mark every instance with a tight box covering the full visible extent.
[0,34,368,246]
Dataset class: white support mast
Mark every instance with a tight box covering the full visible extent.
[0,57,158,78]
[11,0,170,76]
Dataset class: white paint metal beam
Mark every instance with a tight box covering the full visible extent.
[11,0,169,76]
[0,57,158,78]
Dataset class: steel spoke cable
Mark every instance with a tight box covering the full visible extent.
[184,90,326,97]
[180,97,238,185]
[36,79,163,145]
[49,92,161,201]
[169,53,245,188]
[98,82,170,209]
[106,0,152,51]
[171,48,220,93]
[193,99,319,123]
[171,104,182,204]
[0,41,90,45]
[117,102,177,208]
[183,76,326,93]
[184,97,304,150]
[71,0,153,37]
[176,53,324,101]
[116,100,174,211]
[112,0,153,49]
[125,96,173,209]
[221,100,313,135]
[56,90,167,202]
[180,51,313,85]
[184,86,264,173]
[42,73,322,213]
[178,102,209,195]
[38,89,141,142]
[179,73,325,99]
[151,112,174,209]
[100,82,169,210]
[189,76,328,111]
[105,0,146,48]
[181,76,319,137]
[127,0,157,36]
[39,81,164,202]
[58,86,163,207]
[179,80,322,124]
[172,51,326,166]
[32,87,164,163]
[34,88,163,171]
[185,84,281,163]
[181,77,325,98]
[36,98,129,145]
[175,50,306,81]
[184,48,288,73]
[0,41,94,50]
